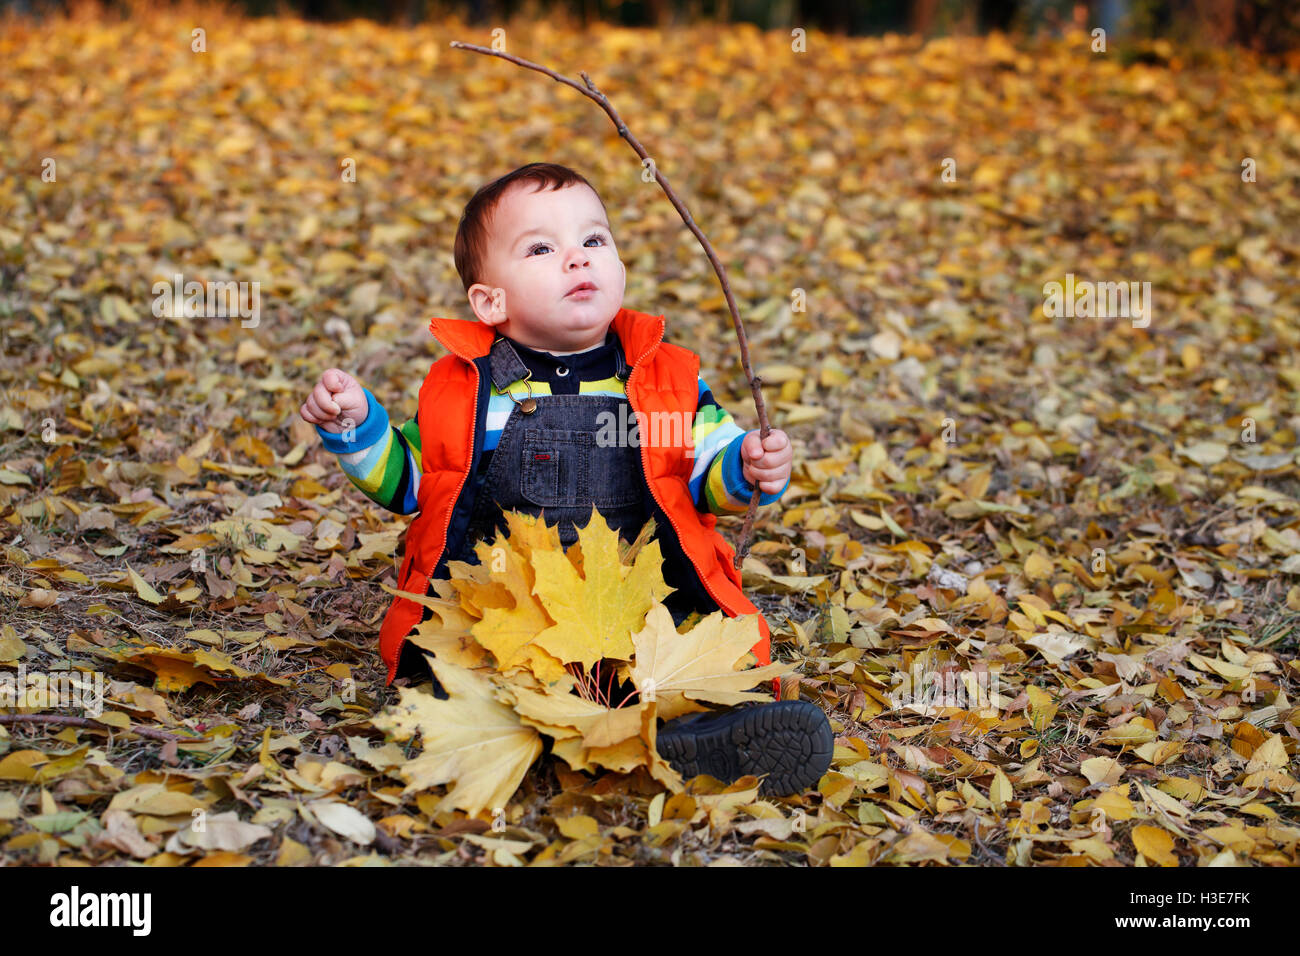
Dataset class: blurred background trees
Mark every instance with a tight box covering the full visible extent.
[3,0,1298,51]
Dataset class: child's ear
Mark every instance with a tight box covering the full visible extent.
[468,284,507,326]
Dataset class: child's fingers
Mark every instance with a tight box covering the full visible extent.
[322,368,350,394]
[745,431,790,461]
[762,442,793,468]
[312,382,341,416]
[761,430,790,452]
[303,401,335,426]
[746,445,792,471]
[303,393,334,423]
[743,450,788,475]
[743,470,783,493]
[745,463,785,482]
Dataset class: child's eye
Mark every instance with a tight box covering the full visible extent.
[525,234,606,256]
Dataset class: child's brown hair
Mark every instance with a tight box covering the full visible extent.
[453,162,609,292]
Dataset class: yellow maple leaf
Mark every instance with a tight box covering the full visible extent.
[443,514,562,613]
[507,683,646,749]
[628,603,794,720]
[385,537,569,686]
[567,511,657,573]
[369,656,542,816]
[402,588,496,671]
[500,509,566,562]
[583,735,650,773]
[638,703,685,792]
[466,532,570,686]
[408,619,495,672]
[531,506,674,668]
[442,546,511,618]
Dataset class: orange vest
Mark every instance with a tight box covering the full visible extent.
[376,306,778,697]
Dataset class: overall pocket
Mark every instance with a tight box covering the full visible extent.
[520,428,592,507]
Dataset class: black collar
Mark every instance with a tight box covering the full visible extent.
[487,329,628,390]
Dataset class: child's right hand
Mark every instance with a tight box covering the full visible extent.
[301,369,368,434]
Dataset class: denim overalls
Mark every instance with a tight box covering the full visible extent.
[460,332,649,552]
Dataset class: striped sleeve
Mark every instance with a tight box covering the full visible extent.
[315,387,421,515]
[688,378,789,515]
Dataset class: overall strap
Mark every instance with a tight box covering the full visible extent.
[486,334,531,391]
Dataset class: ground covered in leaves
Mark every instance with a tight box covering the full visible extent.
[1,3,1298,866]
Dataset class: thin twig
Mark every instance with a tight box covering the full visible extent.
[0,713,212,743]
[449,41,771,566]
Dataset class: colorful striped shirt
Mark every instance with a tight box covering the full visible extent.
[315,331,788,517]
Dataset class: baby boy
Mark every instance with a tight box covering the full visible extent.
[300,162,831,796]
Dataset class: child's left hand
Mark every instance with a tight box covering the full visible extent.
[740,428,792,495]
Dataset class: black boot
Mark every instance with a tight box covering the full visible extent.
[656,700,834,797]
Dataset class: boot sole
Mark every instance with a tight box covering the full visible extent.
[656,701,834,797]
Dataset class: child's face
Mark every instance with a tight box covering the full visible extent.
[467,182,626,352]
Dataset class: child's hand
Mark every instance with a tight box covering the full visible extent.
[301,369,368,434]
[740,428,792,495]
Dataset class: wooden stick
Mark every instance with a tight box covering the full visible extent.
[0,713,212,743]
[449,41,770,567]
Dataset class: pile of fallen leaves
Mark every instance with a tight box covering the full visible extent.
[369,508,789,815]
[0,2,1297,866]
